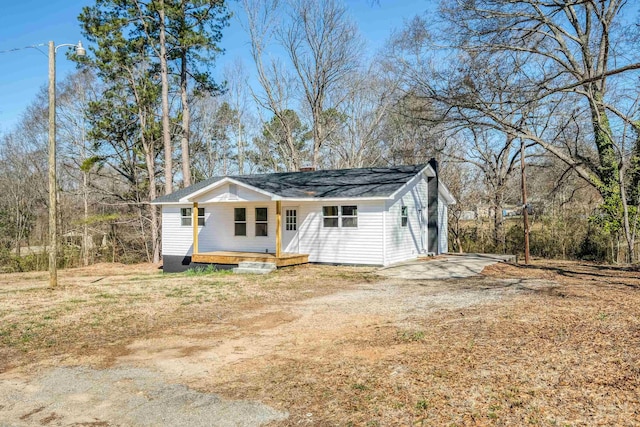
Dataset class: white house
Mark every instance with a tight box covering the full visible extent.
[152,161,455,272]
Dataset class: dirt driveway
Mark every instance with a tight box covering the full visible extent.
[377,253,516,280]
[1,259,638,426]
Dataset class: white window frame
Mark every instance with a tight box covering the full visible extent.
[285,208,297,231]
[234,207,247,236]
[322,205,358,228]
[322,206,339,228]
[341,205,358,227]
[255,207,268,237]
[401,206,408,227]
[181,207,204,227]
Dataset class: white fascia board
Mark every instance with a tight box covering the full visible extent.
[179,177,278,202]
[278,196,390,202]
[439,182,457,205]
[153,196,388,204]
[387,164,435,200]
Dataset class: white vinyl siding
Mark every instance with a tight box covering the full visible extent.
[163,201,383,264]
[385,175,428,265]
[385,175,452,264]
[198,202,277,253]
[162,205,209,256]
[162,202,278,256]
[297,200,384,265]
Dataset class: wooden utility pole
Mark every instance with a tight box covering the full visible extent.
[520,141,530,264]
[48,40,58,289]
[46,41,85,287]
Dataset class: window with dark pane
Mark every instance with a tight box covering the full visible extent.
[197,208,205,226]
[234,208,246,236]
[181,208,192,227]
[256,207,268,236]
[341,205,358,227]
[401,206,408,227]
[323,206,338,227]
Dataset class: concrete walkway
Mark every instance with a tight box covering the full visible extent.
[377,253,515,280]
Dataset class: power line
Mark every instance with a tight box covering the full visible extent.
[0,43,47,56]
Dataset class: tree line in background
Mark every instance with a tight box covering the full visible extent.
[1,0,639,271]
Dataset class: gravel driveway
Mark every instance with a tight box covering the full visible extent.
[0,366,287,427]
[377,253,516,280]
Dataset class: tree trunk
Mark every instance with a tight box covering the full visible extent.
[312,106,323,168]
[143,134,160,263]
[521,141,530,264]
[618,166,633,262]
[237,117,244,175]
[159,0,173,195]
[82,169,90,266]
[180,52,192,187]
[492,193,504,252]
[138,98,161,264]
[453,220,463,253]
[588,91,621,210]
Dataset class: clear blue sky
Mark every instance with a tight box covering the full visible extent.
[0,0,433,133]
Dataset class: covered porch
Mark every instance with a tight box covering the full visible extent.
[190,200,308,268]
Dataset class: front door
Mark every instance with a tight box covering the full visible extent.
[282,206,299,253]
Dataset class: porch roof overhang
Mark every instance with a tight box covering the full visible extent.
[180,177,276,202]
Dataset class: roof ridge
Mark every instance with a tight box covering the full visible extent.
[228,163,428,179]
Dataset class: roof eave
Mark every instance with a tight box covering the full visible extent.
[153,196,392,204]
[150,200,189,205]
[439,182,457,205]
[274,196,391,202]
[387,164,434,200]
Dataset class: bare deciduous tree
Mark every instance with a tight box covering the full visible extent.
[437,0,640,261]
[242,0,304,171]
[277,0,361,168]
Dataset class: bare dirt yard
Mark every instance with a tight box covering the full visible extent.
[0,259,639,426]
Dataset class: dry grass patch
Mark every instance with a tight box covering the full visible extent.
[211,260,640,426]
[0,262,375,373]
[1,259,639,426]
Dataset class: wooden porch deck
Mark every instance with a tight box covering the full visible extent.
[191,251,309,268]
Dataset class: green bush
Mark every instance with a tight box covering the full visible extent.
[577,225,609,261]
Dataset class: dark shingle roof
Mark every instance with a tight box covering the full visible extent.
[152,164,428,203]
